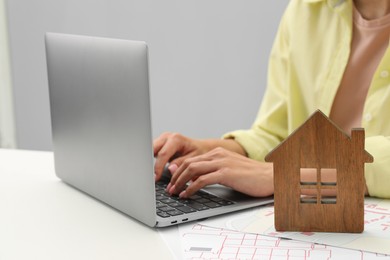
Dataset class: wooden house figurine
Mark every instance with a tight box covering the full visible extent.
[265,110,373,233]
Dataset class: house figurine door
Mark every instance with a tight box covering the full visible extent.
[265,110,373,233]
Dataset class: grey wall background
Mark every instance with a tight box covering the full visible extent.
[6,0,288,151]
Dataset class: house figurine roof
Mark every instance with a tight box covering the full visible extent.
[265,110,373,233]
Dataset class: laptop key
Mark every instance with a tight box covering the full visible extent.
[200,193,217,199]
[156,202,166,208]
[195,198,212,204]
[217,200,235,206]
[176,206,197,213]
[204,201,222,208]
[156,195,165,201]
[189,194,202,200]
[159,206,175,212]
[187,202,210,211]
[177,199,191,204]
[168,202,184,208]
[160,198,176,204]
[210,197,224,203]
[157,212,170,218]
[167,209,183,216]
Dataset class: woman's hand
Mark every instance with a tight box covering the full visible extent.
[153,132,210,181]
[154,132,247,181]
[166,147,274,198]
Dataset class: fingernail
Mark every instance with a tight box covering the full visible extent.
[166,183,172,192]
[169,185,176,194]
[168,164,178,174]
[179,190,187,198]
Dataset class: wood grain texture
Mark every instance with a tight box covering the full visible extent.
[265,110,373,233]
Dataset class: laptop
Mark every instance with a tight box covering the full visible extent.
[45,32,273,227]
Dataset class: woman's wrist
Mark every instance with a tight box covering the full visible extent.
[199,138,247,156]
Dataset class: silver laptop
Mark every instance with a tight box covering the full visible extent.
[45,32,273,227]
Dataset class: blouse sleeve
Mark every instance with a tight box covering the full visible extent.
[365,136,390,198]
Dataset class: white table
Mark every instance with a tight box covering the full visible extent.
[0,149,173,260]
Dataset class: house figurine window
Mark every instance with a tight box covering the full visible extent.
[300,168,337,204]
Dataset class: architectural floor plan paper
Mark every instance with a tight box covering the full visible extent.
[159,223,390,259]
[200,197,390,255]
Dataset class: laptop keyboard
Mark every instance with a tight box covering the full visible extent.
[155,181,235,218]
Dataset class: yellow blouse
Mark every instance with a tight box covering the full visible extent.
[224,0,390,198]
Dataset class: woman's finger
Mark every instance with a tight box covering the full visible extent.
[169,158,218,195]
[179,171,223,198]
